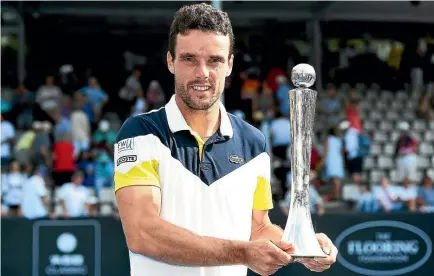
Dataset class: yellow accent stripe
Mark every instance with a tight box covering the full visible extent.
[114,160,160,192]
[253,176,273,210]
[190,131,205,161]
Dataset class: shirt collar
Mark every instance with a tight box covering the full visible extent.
[165,95,233,138]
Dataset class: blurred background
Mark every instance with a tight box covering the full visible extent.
[1,1,434,276]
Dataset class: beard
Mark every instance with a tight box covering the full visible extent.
[176,78,222,111]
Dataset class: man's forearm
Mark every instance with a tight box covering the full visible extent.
[130,217,248,267]
[251,222,284,241]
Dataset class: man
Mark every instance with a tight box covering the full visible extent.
[114,4,337,276]
[394,121,418,182]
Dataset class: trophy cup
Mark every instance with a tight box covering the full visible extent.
[281,64,327,258]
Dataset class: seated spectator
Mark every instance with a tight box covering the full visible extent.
[21,163,49,220]
[94,151,114,196]
[36,75,62,112]
[280,180,325,216]
[52,133,75,188]
[146,80,166,110]
[131,90,148,117]
[355,182,376,213]
[1,160,26,216]
[13,83,34,129]
[318,87,342,127]
[398,177,418,212]
[418,176,434,213]
[394,121,418,182]
[58,171,91,218]
[60,94,72,119]
[119,69,142,120]
[50,108,72,141]
[373,177,404,213]
[13,124,36,165]
[31,121,52,168]
[76,150,95,188]
[71,103,91,158]
[345,95,363,132]
[1,114,16,168]
[275,76,292,117]
[416,94,434,120]
[93,120,117,152]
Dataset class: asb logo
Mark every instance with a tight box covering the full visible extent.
[335,220,432,276]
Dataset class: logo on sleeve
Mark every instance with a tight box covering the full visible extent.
[118,138,134,153]
[117,155,137,166]
[229,155,244,165]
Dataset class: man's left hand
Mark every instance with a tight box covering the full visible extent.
[296,233,338,272]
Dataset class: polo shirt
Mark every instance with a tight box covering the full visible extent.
[114,95,273,276]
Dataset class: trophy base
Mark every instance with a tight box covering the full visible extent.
[290,254,327,259]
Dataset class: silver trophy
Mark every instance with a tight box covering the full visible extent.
[281,64,327,258]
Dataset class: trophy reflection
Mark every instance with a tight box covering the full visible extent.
[281,64,327,258]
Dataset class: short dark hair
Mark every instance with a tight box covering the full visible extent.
[168,3,234,59]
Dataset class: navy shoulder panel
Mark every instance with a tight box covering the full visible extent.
[228,113,267,157]
[116,108,170,146]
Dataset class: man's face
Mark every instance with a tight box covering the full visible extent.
[167,30,233,110]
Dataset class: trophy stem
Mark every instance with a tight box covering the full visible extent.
[281,87,327,258]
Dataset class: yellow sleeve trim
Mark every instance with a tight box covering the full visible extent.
[114,160,160,192]
[253,176,273,210]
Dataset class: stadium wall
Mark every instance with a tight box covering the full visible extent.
[2,212,434,276]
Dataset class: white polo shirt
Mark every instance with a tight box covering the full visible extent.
[58,183,90,217]
[21,174,48,219]
[114,96,273,276]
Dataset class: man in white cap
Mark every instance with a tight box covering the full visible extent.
[394,121,418,182]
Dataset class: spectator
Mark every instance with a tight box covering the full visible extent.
[60,94,72,119]
[1,114,16,168]
[399,177,417,212]
[324,126,345,201]
[13,83,34,129]
[418,175,434,213]
[21,163,49,219]
[1,86,14,114]
[76,150,95,188]
[31,121,52,168]
[146,80,166,110]
[373,177,402,213]
[340,120,363,183]
[36,75,63,112]
[1,160,26,216]
[318,87,342,127]
[355,182,376,213]
[131,89,148,117]
[58,171,90,218]
[394,121,418,182]
[71,103,91,158]
[52,133,76,188]
[280,181,325,216]
[50,108,72,141]
[92,120,117,152]
[275,75,292,117]
[13,124,36,165]
[254,82,275,121]
[77,92,95,124]
[344,91,363,132]
[94,151,114,196]
[416,94,434,120]
[119,69,142,119]
[79,77,109,121]
[270,111,291,160]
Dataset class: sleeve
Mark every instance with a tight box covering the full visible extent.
[36,177,48,197]
[114,116,161,193]
[252,139,273,210]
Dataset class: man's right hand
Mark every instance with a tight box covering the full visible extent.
[244,239,294,276]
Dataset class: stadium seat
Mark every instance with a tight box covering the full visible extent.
[414,171,424,183]
[373,132,388,143]
[389,170,400,183]
[100,204,113,215]
[391,102,403,110]
[429,121,434,130]
[100,188,115,203]
[390,131,400,142]
[370,144,382,156]
[342,184,359,201]
[378,156,394,169]
[363,156,376,170]
[370,110,383,121]
[420,142,434,156]
[412,120,426,131]
[379,121,393,131]
[413,132,423,142]
[425,131,434,142]
[417,157,431,170]
[375,101,388,111]
[363,120,376,131]
[370,170,384,183]
[380,91,393,100]
[427,169,434,180]
[385,111,399,121]
[396,91,408,101]
[383,144,396,156]
[403,111,416,121]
